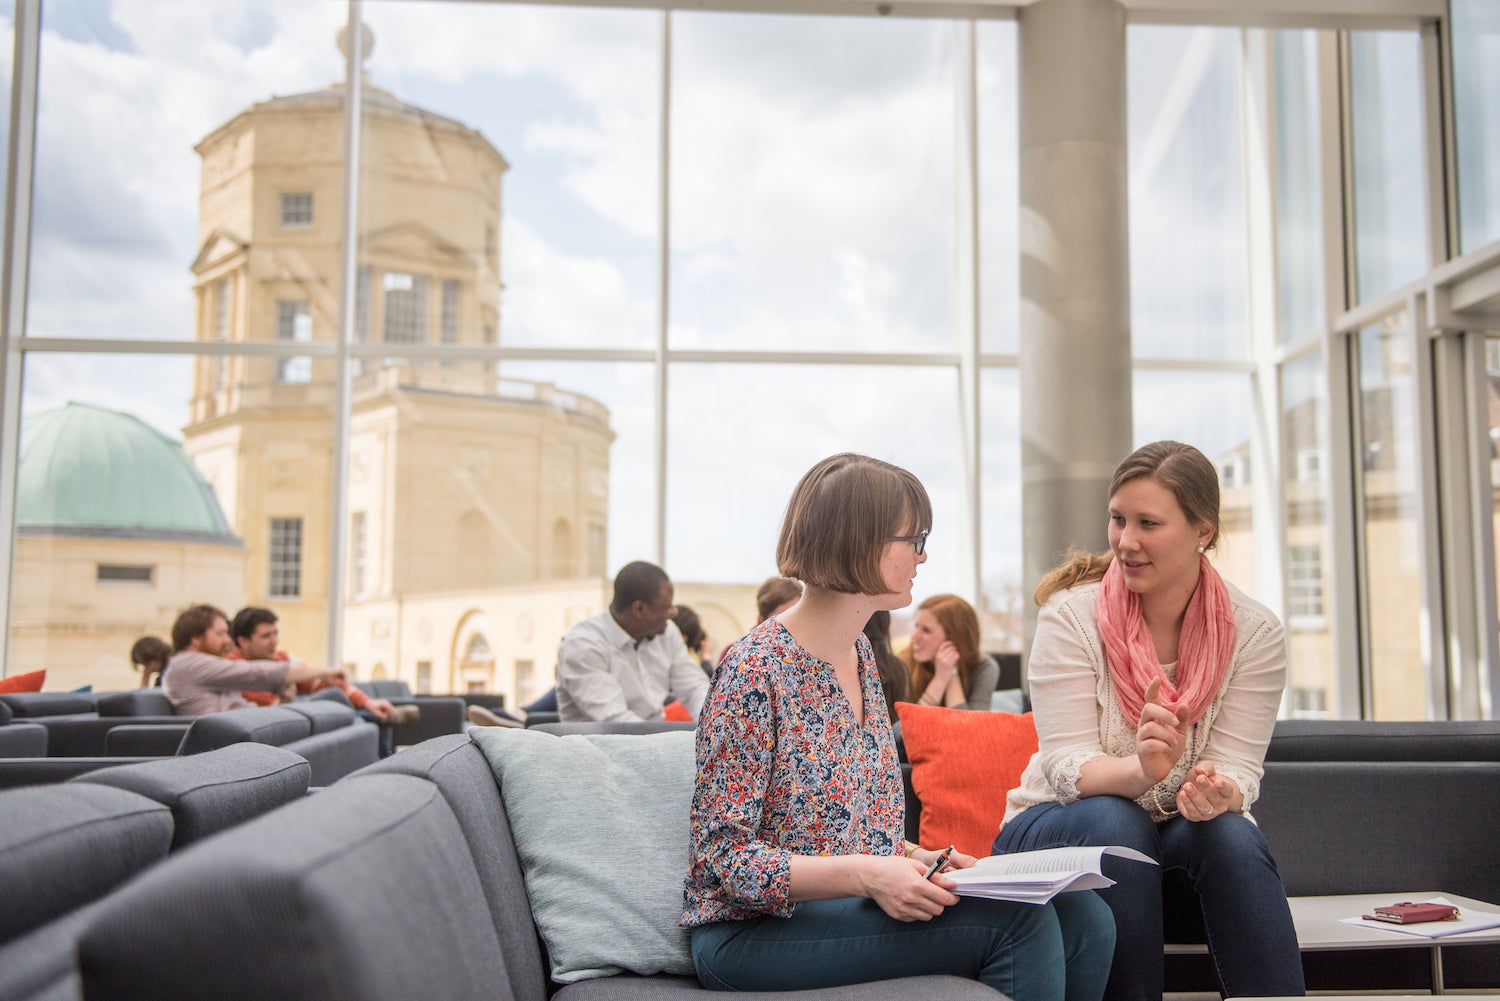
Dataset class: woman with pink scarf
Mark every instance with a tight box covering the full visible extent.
[993,441,1303,1001]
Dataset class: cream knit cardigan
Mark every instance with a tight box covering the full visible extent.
[1003,579,1287,826]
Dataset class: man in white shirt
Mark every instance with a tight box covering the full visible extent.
[556,561,711,723]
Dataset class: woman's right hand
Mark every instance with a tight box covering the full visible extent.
[933,641,961,676]
[1136,678,1190,784]
[861,856,960,922]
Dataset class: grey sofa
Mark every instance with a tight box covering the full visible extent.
[74,732,999,1001]
[354,679,466,746]
[1251,719,1500,991]
[0,704,378,789]
[895,717,1500,992]
[0,743,311,1001]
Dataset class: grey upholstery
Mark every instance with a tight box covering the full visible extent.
[286,722,380,787]
[0,758,155,790]
[1266,719,1500,761]
[72,743,312,849]
[78,774,511,1001]
[0,700,10,724]
[0,784,171,944]
[0,693,95,717]
[176,706,311,755]
[104,724,189,757]
[0,784,172,1001]
[1257,760,1500,900]
[0,720,47,758]
[354,733,548,1001]
[37,716,186,758]
[354,681,467,745]
[95,690,175,717]
[285,699,357,734]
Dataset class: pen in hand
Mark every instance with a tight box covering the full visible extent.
[923,845,955,881]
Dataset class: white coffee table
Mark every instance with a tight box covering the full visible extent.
[1166,891,1500,995]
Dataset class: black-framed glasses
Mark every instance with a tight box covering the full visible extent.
[888,530,929,555]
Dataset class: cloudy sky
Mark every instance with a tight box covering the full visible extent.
[9,0,1257,606]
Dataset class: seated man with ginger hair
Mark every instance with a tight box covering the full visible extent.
[162,604,341,716]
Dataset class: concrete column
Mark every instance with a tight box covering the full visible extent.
[1018,0,1133,640]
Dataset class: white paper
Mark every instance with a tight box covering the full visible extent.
[1338,897,1500,939]
[946,845,1156,905]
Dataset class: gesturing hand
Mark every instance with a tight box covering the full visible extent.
[1177,762,1241,821]
[864,856,961,923]
[1136,677,1190,785]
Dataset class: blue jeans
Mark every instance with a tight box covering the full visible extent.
[691,890,1114,1001]
[995,798,1304,1001]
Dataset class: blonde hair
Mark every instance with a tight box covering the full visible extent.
[901,594,982,697]
[777,453,931,595]
[1033,440,1221,606]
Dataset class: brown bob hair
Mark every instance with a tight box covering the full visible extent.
[776,453,931,595]
[1033,440,1221,606]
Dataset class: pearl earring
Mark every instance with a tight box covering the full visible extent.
[1196,546,1205,554]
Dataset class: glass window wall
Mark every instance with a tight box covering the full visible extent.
[1128,26,1248,362]
[1452,0,1500,253]
[1356,317,1426,719]
[1348,30,1428,300]
[1272,29,1325,343]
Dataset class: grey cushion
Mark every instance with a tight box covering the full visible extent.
[71,743,311,849]
[78,774,511,1001]
[554,973,1006,1001]
[0,693,94,717]
[177,706,310,755]
[1257,760,1500,901]
[471,726,696,983]
[0,699,10,724]
[1267,719,1500,761]
[104,723,189,756]
[0,783,172,944]
[95,691,175,717]
[285,722,380,787]
[0,720,47,758]
[355,734,547,1001]
[283,699,356,734]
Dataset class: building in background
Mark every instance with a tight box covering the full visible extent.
[12,403,247,692]
[179,43,755,702]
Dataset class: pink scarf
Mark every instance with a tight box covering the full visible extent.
[1097,554,1235,727]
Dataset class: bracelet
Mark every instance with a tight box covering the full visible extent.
[902,841,920,858]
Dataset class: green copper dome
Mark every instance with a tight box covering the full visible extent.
[18,402,238,542]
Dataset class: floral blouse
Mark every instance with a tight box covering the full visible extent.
[681,617,904,928]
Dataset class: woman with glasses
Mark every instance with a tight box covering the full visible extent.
[902,593,999,711]
[993,441,1302,1001]
[682,452,1115,1001]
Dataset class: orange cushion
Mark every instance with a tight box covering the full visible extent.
[662,699,692,722]
[895,703,1037,858]
[0,669,46,693]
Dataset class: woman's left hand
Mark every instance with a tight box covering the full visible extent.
[1176,762,1243,821]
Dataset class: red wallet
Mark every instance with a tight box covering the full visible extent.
[1363,902,1461,925]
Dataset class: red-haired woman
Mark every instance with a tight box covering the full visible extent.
[902,594,999,711]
